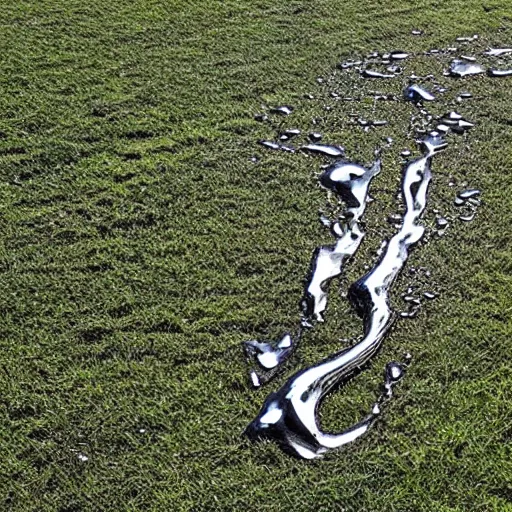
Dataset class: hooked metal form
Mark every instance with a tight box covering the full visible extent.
[245,136,446,458]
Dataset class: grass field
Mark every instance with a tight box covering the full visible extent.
[1,1,512,510]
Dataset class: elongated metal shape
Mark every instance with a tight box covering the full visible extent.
[303,159,381,322]
[487,68,512,77]
[300,144,345,157]
[362,69,396,79]
[484,48,512,56]
[244,135,446,459]
[244,159,381,383]
[404,84,435,103]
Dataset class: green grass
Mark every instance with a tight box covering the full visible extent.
[1,1,512,510]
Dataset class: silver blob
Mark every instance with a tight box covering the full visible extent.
[458,189,481,200]
[404,84,435,103]
[245,135,446,459]
[390,51,409,60]
[245,334,294,382]
[304,159,382,322]
[301,144,345,157]
[362,69,396,79]
[484,48,512,56]
[456,35,479,42]
[244,158,381,380]
[487,69,512,77]
[259,140,280,150]
[259,140,297,153]
[449,60,485,77]
[271,105,294,115]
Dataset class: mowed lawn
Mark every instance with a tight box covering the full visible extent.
[1,1,511,510]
